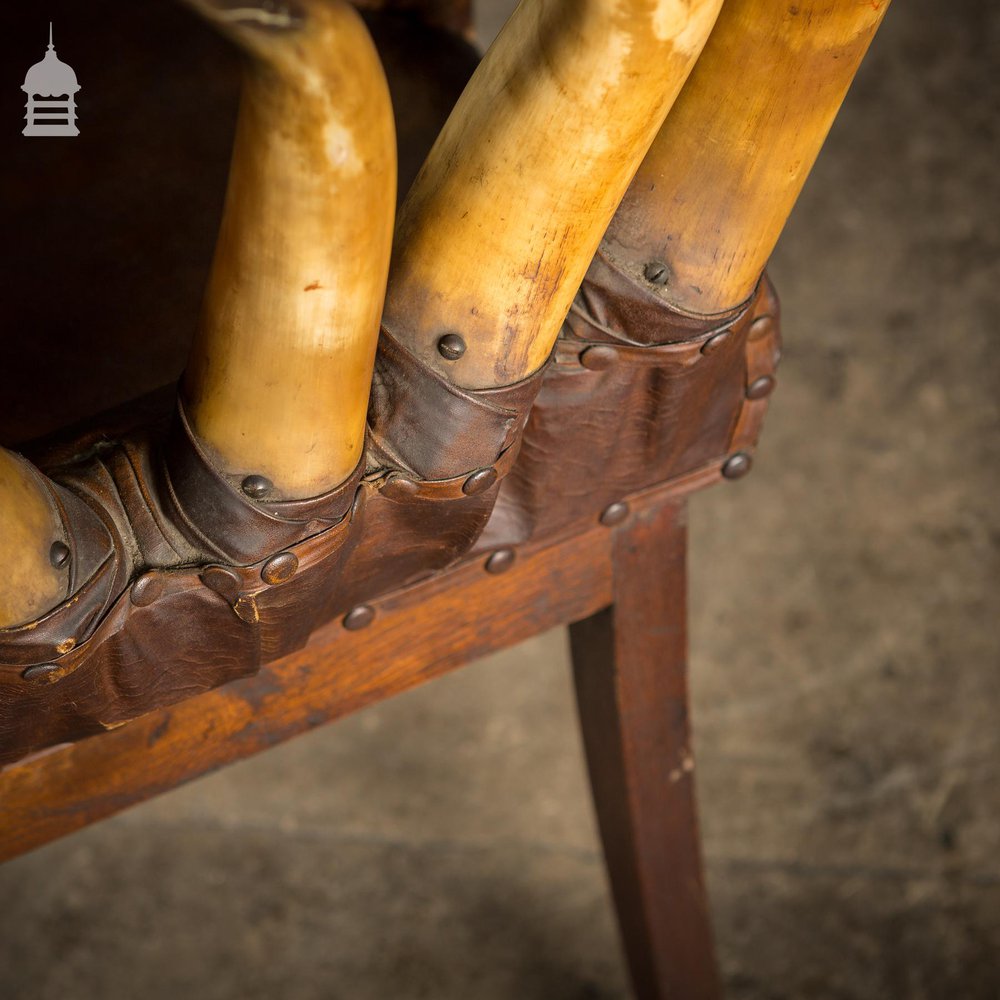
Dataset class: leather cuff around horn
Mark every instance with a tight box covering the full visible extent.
[564,245,752,347]
[0,453,121,666]
[367,326,546,482]
[321,328,550,610]
[161,401,362,566]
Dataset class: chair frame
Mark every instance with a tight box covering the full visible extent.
[0,477,718,1000]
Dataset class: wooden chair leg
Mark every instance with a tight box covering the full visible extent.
[570,498,720,1000]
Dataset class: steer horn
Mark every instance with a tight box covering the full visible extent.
[0,451,74,628]
[604,0,891,315]
[384,0,725,394]
[180,0,396,497]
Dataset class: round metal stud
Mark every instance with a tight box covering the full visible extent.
[579,345,617,371]
[746,375,776,400]
[600,501,630,527]
[261,552,299,586]
[343,605,375,631]
[485,549,516,575]
[382,475,419,500]
[49,541,70,569]
[748,315,773,341]
[463,468,498,496]
[130,574,165,607]
[241,474,273,500]
[437,333,467,361]
[22,662,62,683]
[201,565,242,602]
[700,329,732,355]
[722,452,753,480]
[643,261,670,286]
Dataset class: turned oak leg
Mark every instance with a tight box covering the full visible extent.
[570,498,720,1000]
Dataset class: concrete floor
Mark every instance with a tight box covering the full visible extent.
[2,0,998,997]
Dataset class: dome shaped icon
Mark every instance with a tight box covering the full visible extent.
[22,24,80,137]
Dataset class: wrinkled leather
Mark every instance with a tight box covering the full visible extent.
[479,250,781,549]
[568,248,751,347]
[368,328,543,479]
[335,328,546,606]
[0,254,780,766]
[162,405,359,565]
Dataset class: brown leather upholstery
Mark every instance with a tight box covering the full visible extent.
[481,253,781,548]
[0,252,780,765]
[0,5,781,766]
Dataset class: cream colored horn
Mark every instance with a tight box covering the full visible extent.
[604,0,891,315]
[181,0,396,497]
[385,0,725,390]
[0,450,67,628]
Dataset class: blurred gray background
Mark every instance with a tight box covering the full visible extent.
[2,0,998,998]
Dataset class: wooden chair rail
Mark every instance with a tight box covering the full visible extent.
[0,491,618,862]
[1,482,718,1000]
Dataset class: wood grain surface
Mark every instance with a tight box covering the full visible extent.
[572,499,720,999]
[0,505,617,861]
